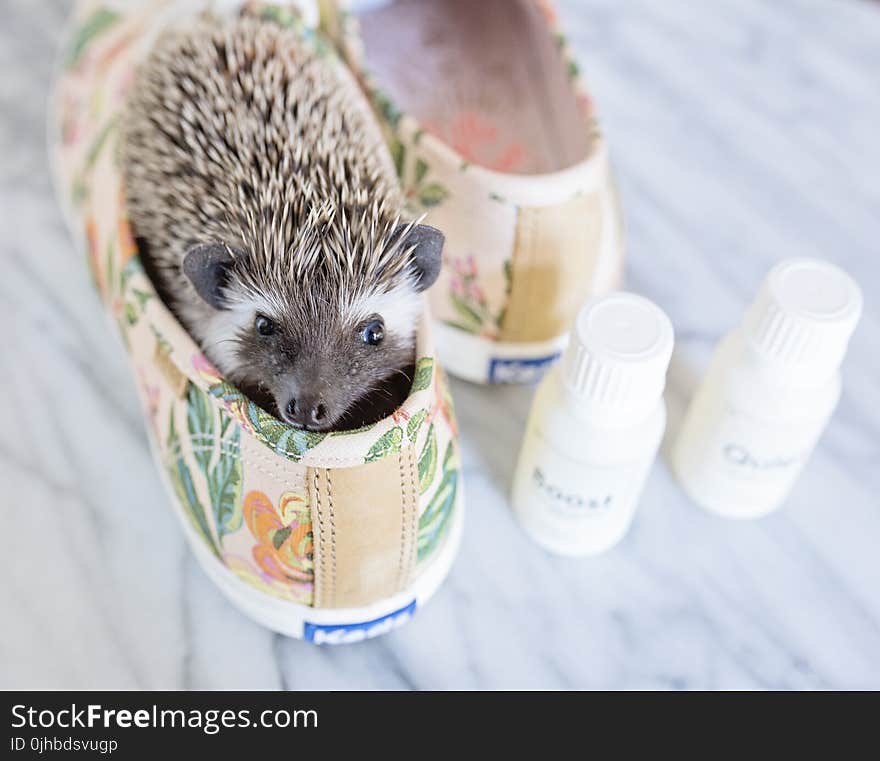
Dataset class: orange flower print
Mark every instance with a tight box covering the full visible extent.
[437,370,459,438]
[96,33,140,78]
[84,215,103,291]
[535,0,559,28]
[391,408,411,426]
[427,112,526,174]
[244,491,313,586]
[223,554,311,604]
[117,199,138,267]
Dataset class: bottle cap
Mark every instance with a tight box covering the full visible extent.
[562,292,674,409]
[742,258,862,374]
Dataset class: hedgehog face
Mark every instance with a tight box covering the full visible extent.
[183,226,443,431]
[232,289,422,431]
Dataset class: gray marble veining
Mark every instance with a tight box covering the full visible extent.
[1,0,878,689]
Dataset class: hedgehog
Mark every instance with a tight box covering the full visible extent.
[121,16,443,431]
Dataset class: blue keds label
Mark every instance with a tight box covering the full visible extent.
[489,353,561,384]
[304,600,417,645]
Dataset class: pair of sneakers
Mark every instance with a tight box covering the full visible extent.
[51,0,623,641]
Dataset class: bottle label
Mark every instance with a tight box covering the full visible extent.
[513,425,654,554]
[676,391,829,515]
[714,404,819,480]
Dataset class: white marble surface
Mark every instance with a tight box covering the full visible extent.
[1,0,879,690]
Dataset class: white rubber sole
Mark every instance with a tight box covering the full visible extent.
[433,321,569,384]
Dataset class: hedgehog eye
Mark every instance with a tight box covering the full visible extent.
[361,318,385,346]
[255,314,276,337]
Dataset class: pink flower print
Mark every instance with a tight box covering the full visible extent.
[465,255,478,277]
[576,91,594,119]
[60,94,82,146]
[429,112,528,173]
[192,353,222,386]
[137,369,161,441]
[446,252,503,338]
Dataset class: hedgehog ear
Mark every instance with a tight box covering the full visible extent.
[182,243,238,310]
[400,223,444,292]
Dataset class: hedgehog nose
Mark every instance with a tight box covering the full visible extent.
[313,403,327,424]
[283,397,328,429]
[284,398,298,421]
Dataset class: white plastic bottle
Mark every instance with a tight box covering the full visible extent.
[511,292,674,556]
[671,258,862,519]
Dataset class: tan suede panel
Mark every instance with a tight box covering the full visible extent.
[500,193,604,343]
[309,445,419,609]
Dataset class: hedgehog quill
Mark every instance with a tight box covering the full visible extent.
[122,17,443,431]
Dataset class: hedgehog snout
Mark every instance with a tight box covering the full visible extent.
[280,392,331,431]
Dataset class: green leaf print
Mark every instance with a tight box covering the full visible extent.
[406,409,427,441]
[414,158,429,185]
[373,90,402,130]
[417,424,438,494]
[183,388,243,541]
[186,384,214,472]
[219,412,232,439]
[207,383,326,459]
[132,289,152,309]
[411,357,434,392]
[208,424,243,538]
[103,241,114,297]
[449,292,484,331]
[390,138,406,180]
[66,7,120,69]
[71,176,87,206]
[365,426,404,463]
[267,423,327,459]
[393,142,448,212]
[272,525,292,550]
[496,259,514,329]
[417,442,458,562]
[419,183,449,207]
[167,413,220,560]
[123,302,138,325]
[258,4,300,28]
[85,117,120,170]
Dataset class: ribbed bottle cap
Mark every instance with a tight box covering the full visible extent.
[742,258,862,374]
[562,292,674,409]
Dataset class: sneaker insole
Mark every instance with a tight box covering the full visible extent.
[357,0,593,175]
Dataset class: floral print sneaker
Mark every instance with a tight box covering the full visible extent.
[51,0,463,643]
[319,0,626,383]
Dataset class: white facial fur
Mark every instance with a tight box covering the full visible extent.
[355,285,422,344]
[187,282,420,384]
